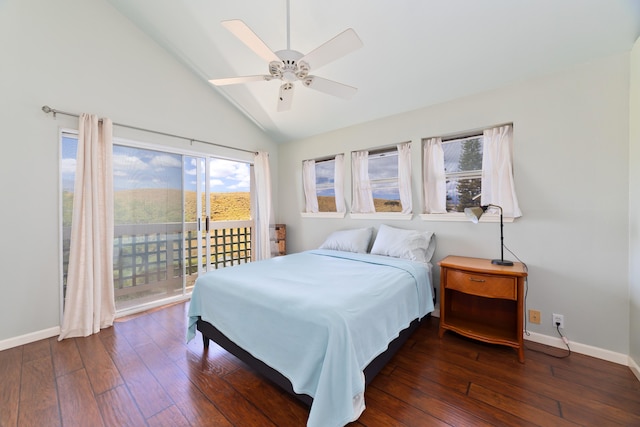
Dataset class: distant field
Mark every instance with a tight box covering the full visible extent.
[62,190,401,225]
[62,189,250,225]
[318,195,401,212]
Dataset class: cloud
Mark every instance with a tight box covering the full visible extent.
[150,154,182,169]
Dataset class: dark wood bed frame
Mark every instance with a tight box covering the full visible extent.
[197,316,424,406]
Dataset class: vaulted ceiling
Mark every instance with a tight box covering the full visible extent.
[107,0,640,143]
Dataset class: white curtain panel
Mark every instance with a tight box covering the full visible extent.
[481,125,522,218]
[397,142,412,214]
[334,154,346,213]
[254,151,273,260]
[351,151,375,213]
[423,137,447,213]
[59,114,116,340]
[302,159,319,213]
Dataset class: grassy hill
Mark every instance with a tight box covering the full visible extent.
[62,189,250,226]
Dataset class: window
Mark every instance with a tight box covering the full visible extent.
[302,154,345,215]
[368,149,402,212]
[443,134,483,212]
[351,142,411,216]
[315,157,337,212]
[422,124,521,220]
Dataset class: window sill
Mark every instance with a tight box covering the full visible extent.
[350,212,412,221]
[300,212,347,219]
[420,213,515,223]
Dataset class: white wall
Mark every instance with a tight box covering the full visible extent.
[0,0,277,344]
[278,53,631,355]
[629,37,640,373]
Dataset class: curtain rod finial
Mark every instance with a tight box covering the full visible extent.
[42,105,52,113]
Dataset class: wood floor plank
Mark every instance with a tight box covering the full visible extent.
[560,397,640,426]
[146,405,191,427]
[391,366,540,427]
[99,331,173,418]
[393,348,562,418]
[75,333,123,395]
[0,346,22,427]
[56,369,104,427]
[467,382,577,427]
[49,336,83,378]
[18,355,60,427]
[95,385,146,427]
[133,340,233,426]
[356,385,451,427]
[177,350,278,427]
[223,367,310,427]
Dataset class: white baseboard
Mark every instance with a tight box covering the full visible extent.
[0,326,60,352]
[525,331,629,366]
[629,355,640,381]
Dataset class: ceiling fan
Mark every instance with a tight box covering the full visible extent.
[209,3,363,111]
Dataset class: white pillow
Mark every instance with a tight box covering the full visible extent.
[319,227,373,254]
[370,224,436,263]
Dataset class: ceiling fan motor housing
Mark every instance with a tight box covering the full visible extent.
[270,50,309,82]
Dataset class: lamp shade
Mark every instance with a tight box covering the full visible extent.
[464,206,487,223]
[464,204,514,266]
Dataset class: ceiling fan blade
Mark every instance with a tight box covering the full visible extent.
[303,76,357,99]
[277,83,294,112]
[209,75,272,86]
[300,28,363,70]
[221,19,280,63]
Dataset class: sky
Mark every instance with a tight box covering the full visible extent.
[61,135,250,193]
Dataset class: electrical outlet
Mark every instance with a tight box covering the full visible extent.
[529,309,541,324]
[552,313,564,329]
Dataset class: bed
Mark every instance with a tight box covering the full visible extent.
[187,225,435,427]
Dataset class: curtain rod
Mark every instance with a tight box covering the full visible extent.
[41,105,257,155]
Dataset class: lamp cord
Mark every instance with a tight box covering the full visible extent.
[506,243,572,359]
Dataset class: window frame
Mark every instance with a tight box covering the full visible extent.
[300,154,346,218]
[420,128,516,223]
[350,145,412,220]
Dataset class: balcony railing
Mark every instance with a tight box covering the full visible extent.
[62,220,253,309]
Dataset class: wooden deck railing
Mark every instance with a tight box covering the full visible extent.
[62,221,253,307]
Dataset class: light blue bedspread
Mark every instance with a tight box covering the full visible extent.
[187,249,434,427]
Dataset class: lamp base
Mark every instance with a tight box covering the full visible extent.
[492,259,514,266]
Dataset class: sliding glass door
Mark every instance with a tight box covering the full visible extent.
[184,156,253,287]
[61,132,253,313]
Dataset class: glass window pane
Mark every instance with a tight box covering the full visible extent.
[112,145,184,309]
[368,150,401,212]
[315,159,336,212]
[443,136,483,212]
[208,158,251,221]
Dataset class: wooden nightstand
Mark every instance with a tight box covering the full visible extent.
[438,255,528,362]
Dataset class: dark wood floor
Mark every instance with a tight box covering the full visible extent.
[1,301,639,427]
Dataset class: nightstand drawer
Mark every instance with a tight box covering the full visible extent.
[446,269,516,300]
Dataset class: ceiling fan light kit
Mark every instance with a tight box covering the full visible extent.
[209,4,363,111]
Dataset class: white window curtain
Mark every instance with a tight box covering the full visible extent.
[351,151,375,213]
[254,151,273,260]
[423,137,447,213]
[397,142,412,214]
[481,125,522,218]
[302,159,319,213]
[59,114,116,340]
[334,154,346,213]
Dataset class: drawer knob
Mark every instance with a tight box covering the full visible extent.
[469,277,486,283]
